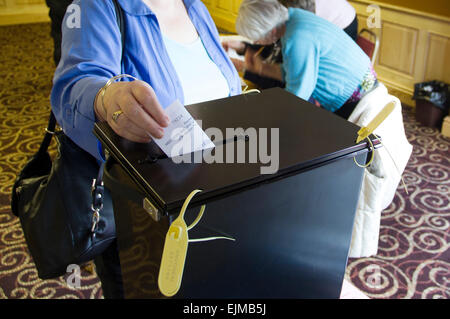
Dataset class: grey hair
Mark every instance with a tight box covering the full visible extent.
[236,0,290,42]
[278,0,315,12]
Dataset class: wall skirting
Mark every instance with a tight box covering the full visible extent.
[0,3,49,26]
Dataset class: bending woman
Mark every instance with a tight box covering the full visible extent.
[51,0,241,297]
[236,0,376,119]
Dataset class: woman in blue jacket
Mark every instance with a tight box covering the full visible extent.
[51,0,242,298]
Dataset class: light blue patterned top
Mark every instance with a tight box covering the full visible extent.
[281,8,371,112]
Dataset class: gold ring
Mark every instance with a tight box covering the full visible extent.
[112,110,124,123]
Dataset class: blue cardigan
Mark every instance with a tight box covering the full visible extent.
[51,0,242,160]
[281,8,370,112]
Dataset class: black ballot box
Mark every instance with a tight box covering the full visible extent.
[94,87,378,299]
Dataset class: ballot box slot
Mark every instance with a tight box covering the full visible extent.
[135,134,249,165]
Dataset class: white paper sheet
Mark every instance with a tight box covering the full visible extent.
[153,100,215,158]
[227,48,245,62]
[219,34,253,44]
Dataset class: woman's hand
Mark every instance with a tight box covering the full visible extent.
[221,40,246,55]
[222,40,246,72]
[244,47,283,81]
[94,80,170,143]
[230,58,246,73]
[244,47,264,76]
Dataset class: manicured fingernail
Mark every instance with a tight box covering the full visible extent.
[157,127,164,138]
[164,116,170,126]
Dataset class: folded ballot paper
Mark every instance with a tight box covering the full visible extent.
[152,100,215,158]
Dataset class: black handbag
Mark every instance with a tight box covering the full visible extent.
[10,113,116,279]
[10,0,125,279]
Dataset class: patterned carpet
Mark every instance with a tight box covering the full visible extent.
[346,110,450,298]
[0,23,449,299]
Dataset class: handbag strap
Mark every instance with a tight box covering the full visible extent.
[91,0,125,233]
[91,160,107,233]
[112,0,125,67]
[37,112,57,155]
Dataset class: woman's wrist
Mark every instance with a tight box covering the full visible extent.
[93,74,139,123]
[94,89,106,122]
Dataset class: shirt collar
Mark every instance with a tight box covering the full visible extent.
[117,0,198,16]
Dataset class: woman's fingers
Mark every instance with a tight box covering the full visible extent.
[117,91,165,139]
[101,80,170,143]
[104,81,169,142]
[244,48,256,72]
[131,81,170,128]
[222,42,229,51]
[108,110,152,142]
[230,58,245,72]
[222,40,246,54]
[244,48,266,75]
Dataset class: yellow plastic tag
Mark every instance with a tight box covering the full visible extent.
[158,189,235,297]
[158,217,189,297]
[356,101,395,143]
[158,189,203,297]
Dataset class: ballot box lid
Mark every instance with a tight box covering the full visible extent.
[94,88,377,213]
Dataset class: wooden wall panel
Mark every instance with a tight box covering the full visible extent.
[15,0,43,4]
[0,0,49,26]
[378,22,418,75]
[425,33,450,83]
[216,0,232,11]
[350,0,450,106]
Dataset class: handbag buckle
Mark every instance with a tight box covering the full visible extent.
[91,179,104,199]
[91,206,101,234]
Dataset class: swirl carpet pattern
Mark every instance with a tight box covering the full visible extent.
[0,22,448,299]
[346,117,450,298]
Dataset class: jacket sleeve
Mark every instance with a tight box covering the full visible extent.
[281,34,320,101]
[50,0,122,160]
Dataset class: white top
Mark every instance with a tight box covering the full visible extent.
[315,0,356,29]
[162,34,230,106]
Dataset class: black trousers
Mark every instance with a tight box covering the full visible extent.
[334,100,358,120]
[93,239,124,299]
[45,0,125,298]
